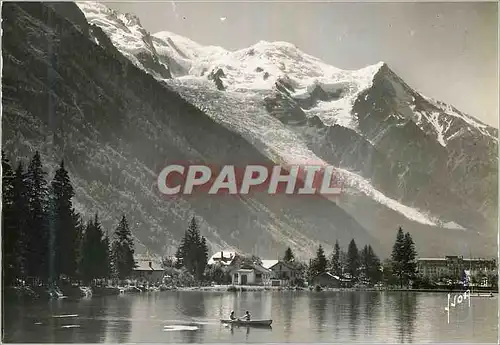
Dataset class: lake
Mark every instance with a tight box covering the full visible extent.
[2,290,497,343]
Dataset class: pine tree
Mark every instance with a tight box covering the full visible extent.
[9,162,30,281]
[283,247,295,262]
[391,227,418,287]
[111,215,136,280]
[50,161,78,281]
[174,245,184,269]
[330,240,342,276]
[360,245,370,282]
[347,239,360,281]
[93,215,110,280]
[360,245,382,285]
[2,152,19,285]
[391,226,406,287]
[367,245,382,284]
[309,245,328,278]
[186,217,201,275]
[402,232,417,285]
[80,220,97,283]
[25,151,49,283]
[79,214,110,283]
[99,227,111,280]
[197,236,209,280]
[74,213,85,280]
[175,217,209,280]
[339,249,348,278]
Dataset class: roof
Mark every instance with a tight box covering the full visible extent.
[418,257,496,262]
[313,272,351,282]
[261,259,299,271]
[208,251,237,265]
[253,264,271,273]
[229,262,271,274]
[261,260,279,269]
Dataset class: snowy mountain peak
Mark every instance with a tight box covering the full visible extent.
[4,1,497,259]
[153,31,228,60]
[119,12,142,27]
[77,1,172,79]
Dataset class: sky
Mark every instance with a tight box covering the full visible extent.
[109,1,498,128]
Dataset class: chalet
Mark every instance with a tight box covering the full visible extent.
[311,272,351,288]
[131,253,164,283]
[262,260,300,286]
[229,262,271,285]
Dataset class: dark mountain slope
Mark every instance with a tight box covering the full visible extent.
[2,2,375,257]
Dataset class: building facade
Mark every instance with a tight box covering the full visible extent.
[131,253,164,283]
[418,256,497,284]
[261,260,300,286]
[229,263,271,285]
[311,272,351,288]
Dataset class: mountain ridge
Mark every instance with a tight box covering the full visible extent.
[77,1,497,256]
[2,1,382,260]
[2,1,497,259]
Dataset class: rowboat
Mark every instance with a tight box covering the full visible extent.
[220,319,272,327]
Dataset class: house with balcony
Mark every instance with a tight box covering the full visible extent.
[261,260,301,286]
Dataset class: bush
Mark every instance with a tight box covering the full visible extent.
[293,278,306,288]
[163,267,197,287]
[412,274,437,289]
[204,264,231,284]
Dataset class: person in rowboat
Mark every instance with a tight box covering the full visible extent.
[230,311,236,321]
[239,311,251,321]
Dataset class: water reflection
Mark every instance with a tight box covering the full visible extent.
[176,291,206,318]
[393,292,417,343]
[348,292,360,339]
[3,290,497,343]
[310,294,327,333]
[331,292,342,335]
[105,296,131,343]
[363,292,380,336]
[79,297,111,343]
[3,296,112,343]
[175,292,206,343]
[281,292,293,341]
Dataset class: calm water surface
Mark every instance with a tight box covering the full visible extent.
[3,291,498,343]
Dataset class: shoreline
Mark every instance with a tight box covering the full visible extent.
[178,285,498,294]
[5,284,497,301]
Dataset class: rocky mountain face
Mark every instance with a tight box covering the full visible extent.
[2,1,497,259]
[2,2,378,259]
